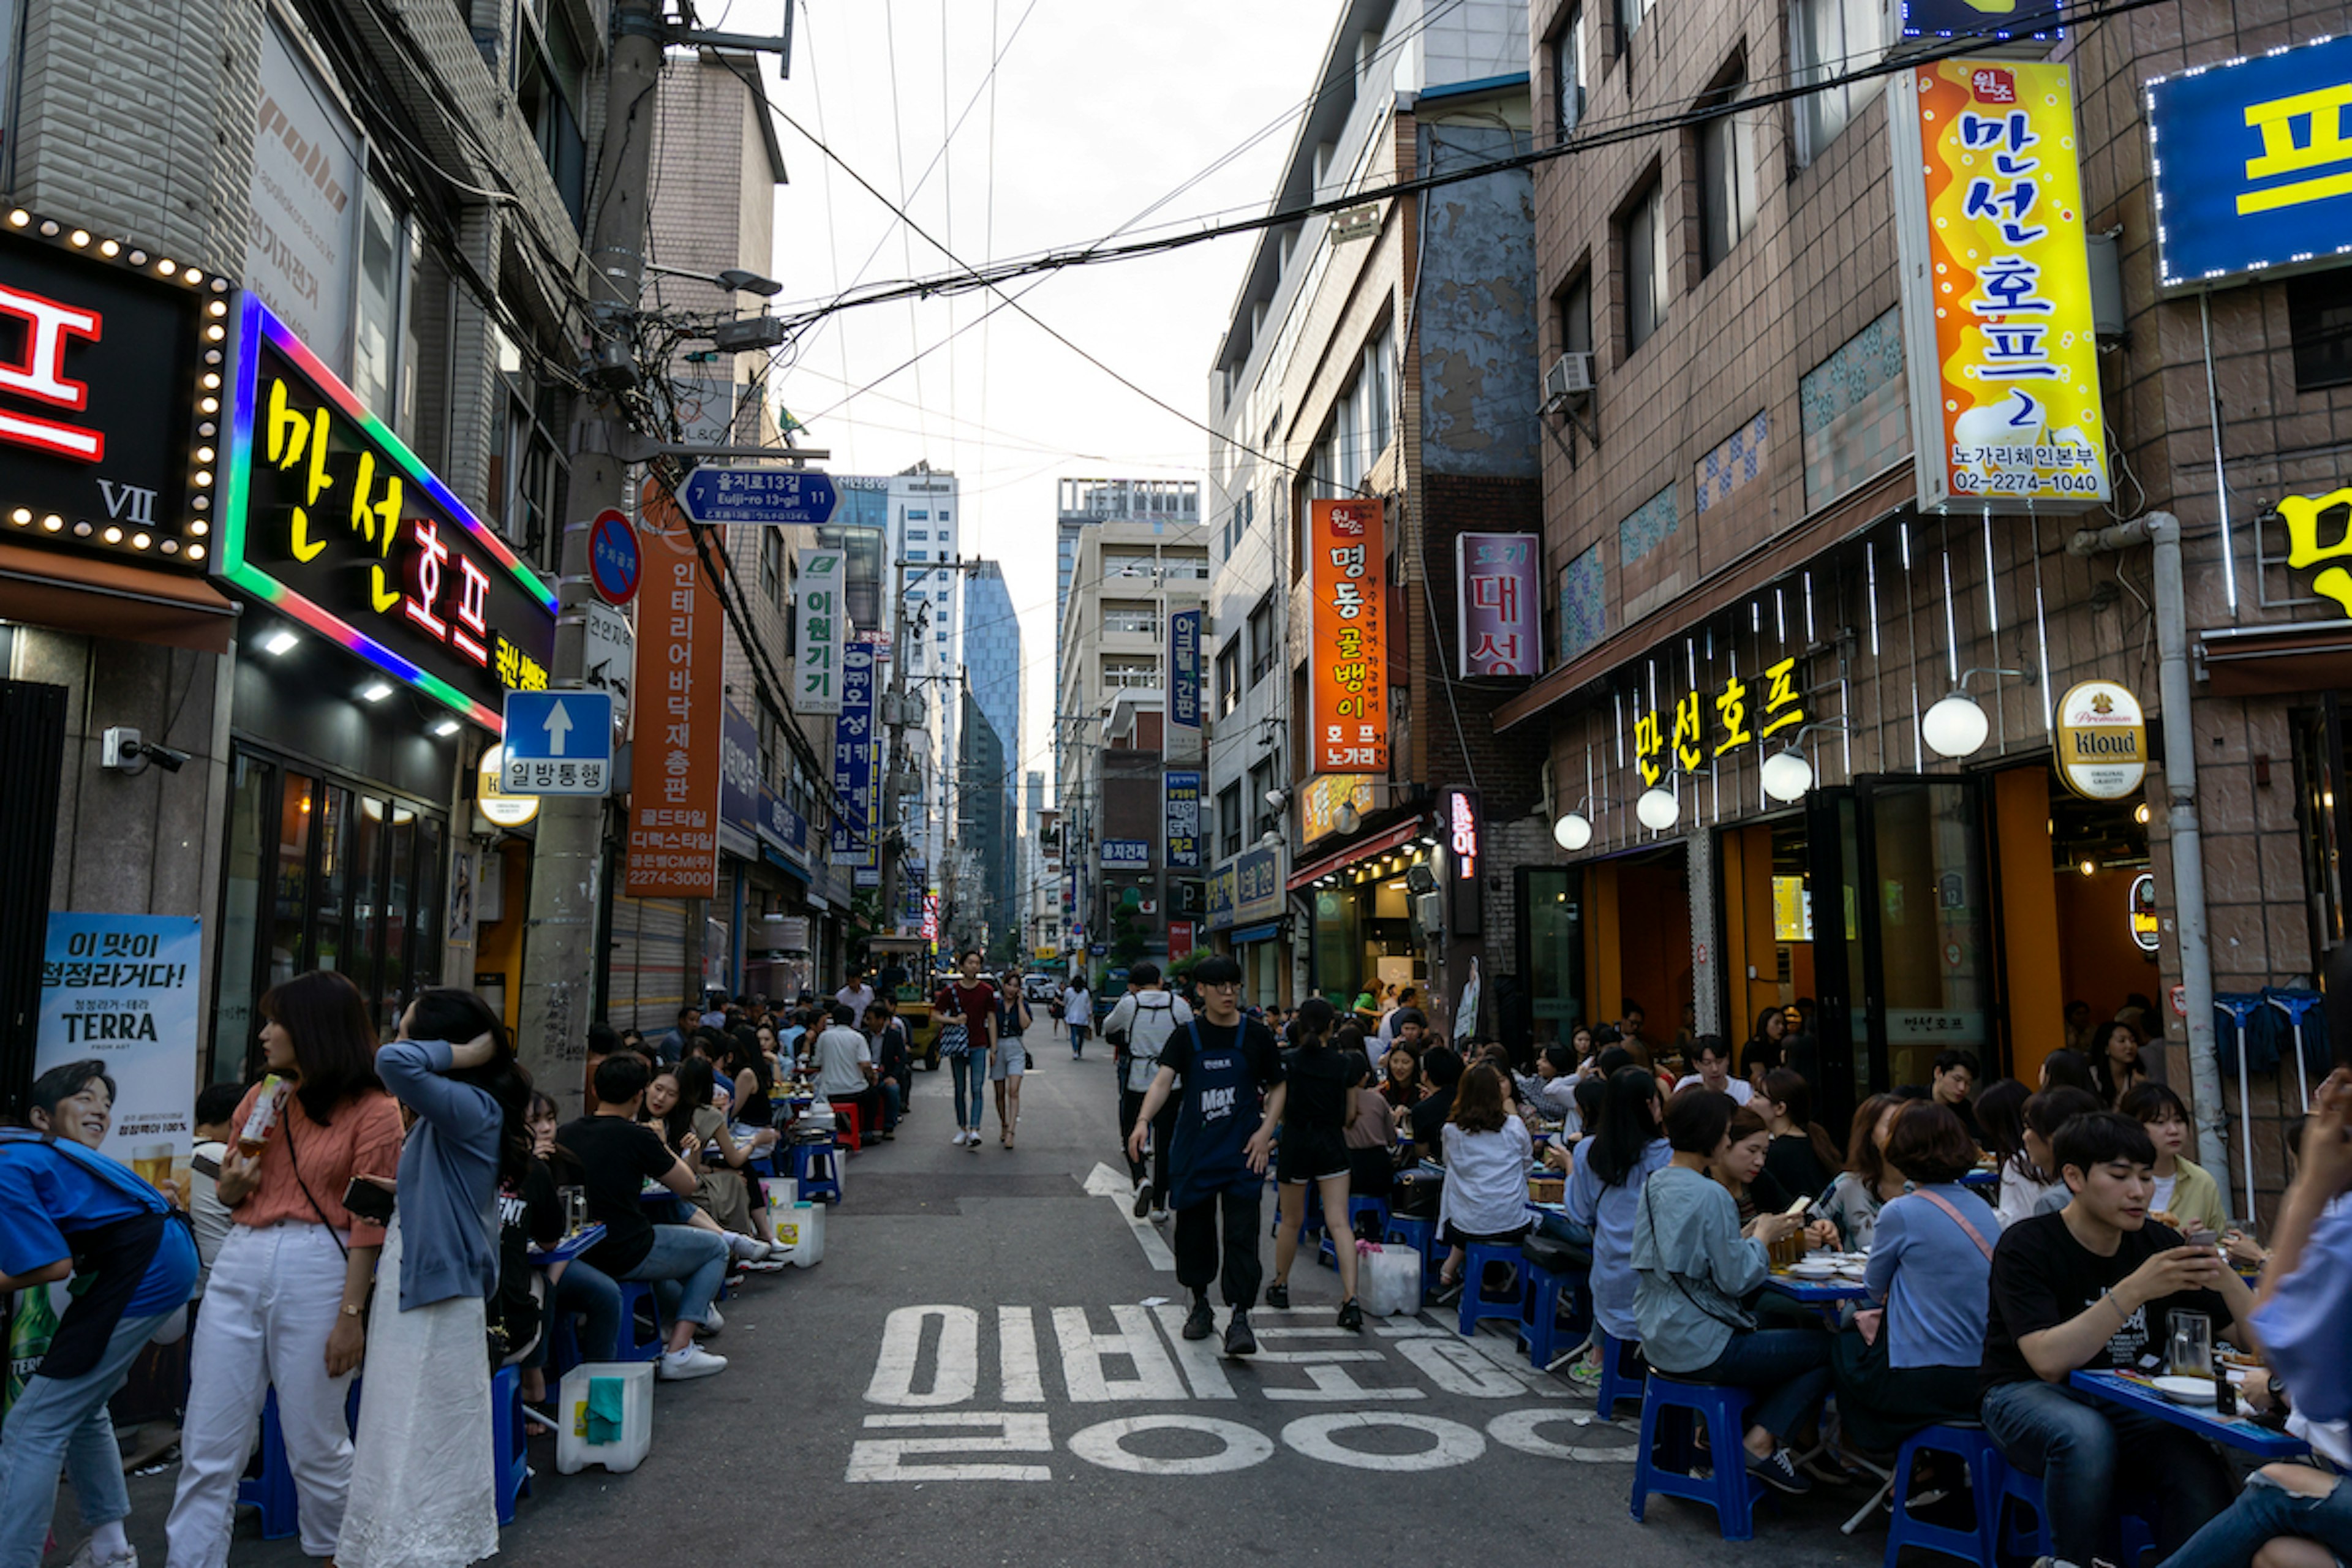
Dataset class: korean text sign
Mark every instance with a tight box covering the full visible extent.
[1455,532,1539,677]
[224,298,557,728]
[38,913,203,1193]
[1890,61,2111,513]
[1632,659,1807,787]
[2146,36,2352,290]
[794,547,845,715]
[1167,608,1202,731]
[831,632,886,870]
[1164,770,1202,870]
[1310,499,1388,774]
[625,486,723,899]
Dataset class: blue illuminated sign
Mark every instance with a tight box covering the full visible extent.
[2147,36,2352,289]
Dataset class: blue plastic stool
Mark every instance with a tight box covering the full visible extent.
[236,1381,363,1541]
[791,1137,843,1204]
[1883,1423,2005,1568]
[1319,1196,1392,1268]
[1630,1374,1766,1541]
[1516,1237,1591,1370]
[1595,1329,1647,1418]
[491,1365,531,1526]
[1383,1213,1438,1268]
[615,1280,666,1363]
[1999,1466,2158,1564]
[1455,1239,1526,1338]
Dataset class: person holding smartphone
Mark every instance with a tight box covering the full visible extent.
[168,971,404,1568]
[335,987,527,1568]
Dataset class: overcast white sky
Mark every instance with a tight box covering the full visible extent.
[743,0,1335,797]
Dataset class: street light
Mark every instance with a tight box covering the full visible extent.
[642,261,784,296]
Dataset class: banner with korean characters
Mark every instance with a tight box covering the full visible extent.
[1164,771,1202,870]
[831,633,887,875]
[1889,60,2111,513]
[1310,499,1388,774]
[37,913,203,1199]
[794,546,846,715]
[1633,658,1808,788]
[624,486,723,899]
[1455,532,1540,677]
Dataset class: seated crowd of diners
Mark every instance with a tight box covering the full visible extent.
[1498,1006,2350,1568]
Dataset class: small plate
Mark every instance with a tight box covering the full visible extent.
[1787,1262,1837,1279]
[2152,1374,2218,1406]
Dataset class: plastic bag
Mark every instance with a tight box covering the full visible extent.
[1359,1242,1422,1317]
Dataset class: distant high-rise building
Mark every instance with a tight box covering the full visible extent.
[1053,478,1200,807]
[963,561,1022,937]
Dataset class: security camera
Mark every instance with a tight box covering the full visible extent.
[101,728,189,775]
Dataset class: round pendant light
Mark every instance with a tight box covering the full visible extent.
[1552,812,1593,851]
[1634,786,1681,832]
[1921,691,1991,758]
[1759,746,1814,803]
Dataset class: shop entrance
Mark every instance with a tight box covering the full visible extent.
[213,747,447,1079]
[1578,845,1692,1054]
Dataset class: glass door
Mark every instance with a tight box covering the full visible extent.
[1803,789,1864,1131]
[1855,775,1992,1096]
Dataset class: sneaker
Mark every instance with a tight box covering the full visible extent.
[728,1235,770,1262]
[1223,1310,1258,1357]
[1131,1181,1153,1219]
[1337,1297,1363,1330]
[952,1129,968,1145]
[1264,1280,1291,1310]
[1182,1297,1215,1340]
[1747,1446,1814,1496]
[658,1344,728,1381]
[1565,1355,1604,1389]
[696,1306,725,1335]
[1150,1206,1169,1224]
[67,1542,137,1568]
[739,1256,787,1273]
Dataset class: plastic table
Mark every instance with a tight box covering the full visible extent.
[2068,1369,2305,1459]
[528,1223,605,1267]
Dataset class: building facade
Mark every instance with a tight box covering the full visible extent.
[1510,0,2350,1216]
[963,559,1023,948]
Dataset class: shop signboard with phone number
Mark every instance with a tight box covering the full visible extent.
[221,297,557,731]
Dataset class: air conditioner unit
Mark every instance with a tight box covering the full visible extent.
[1542,352,1594,409]
[1412,891,1445,936]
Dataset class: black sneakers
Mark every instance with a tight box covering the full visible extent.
[1336,1297,1363,1330]
[1131,1181,1153,1219]
[1223,1310,1257,1357]
[1182,1297,1215,1340]
[1747,1446,1814,1496]
[1264,1280,1290,1310]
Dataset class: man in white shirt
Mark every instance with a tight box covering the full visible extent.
[1104,962,1193,1219]
[812,1001,880,1134]
[835,969,876,1022]
[1671,1036,1754,1104]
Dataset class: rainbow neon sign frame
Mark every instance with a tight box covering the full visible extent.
[219,295,559,733]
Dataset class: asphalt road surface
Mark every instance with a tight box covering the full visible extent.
[79,1023,1895,1567]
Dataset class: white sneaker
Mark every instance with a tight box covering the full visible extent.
[692,1305,724,1336]
[727,1234,769,1261]
[658,1344,728,1381]
[953,1129,970,1145]
[67,1542,137,1568]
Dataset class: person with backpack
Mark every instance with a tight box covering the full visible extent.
[1104,962,1193,1219]
[993,978,1033,1149]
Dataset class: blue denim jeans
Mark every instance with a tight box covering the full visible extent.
[620,1224,729,1330]
[1536,1211,1594,1248]
[880,1078,903,1132]
[1685,1327,1833,1443]
[1983,1376,2236,1567]
[0,1307,173,1567]
[2158,1466,2351,1568]
[527,1259,624,1366]
[948,1051,986,1130]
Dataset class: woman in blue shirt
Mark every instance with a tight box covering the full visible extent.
[1562,1066,1671,1389]
[1832,1101,1999,1452]
[0,1061,198,1568]
[334,988,527,1568]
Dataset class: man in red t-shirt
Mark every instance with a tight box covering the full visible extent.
[933,951,1000,1149]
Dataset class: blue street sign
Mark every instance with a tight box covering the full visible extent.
[679,466,839,526]
[500,690,614,796]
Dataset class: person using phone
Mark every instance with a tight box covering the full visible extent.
[335,987,528,1568]
[1980,1111,2261,1568]
[1632,1086,1833,1497]
[168,971,404,1568]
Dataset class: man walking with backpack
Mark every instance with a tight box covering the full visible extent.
[1104,962,1193,1219]
[1126,955,1284,1357]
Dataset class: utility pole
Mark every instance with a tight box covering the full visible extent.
[514,0,665,1115]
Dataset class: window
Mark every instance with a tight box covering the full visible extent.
[1792,0,1884,164]
[1559,271,1593,357]
[1554,9,1586,139]
[2290,270,2352,391]
[908,510,929,521]
[513,1,588,228]
[1622,181,1669,353]
[1247,596,1276,684]
[1216,642,1242,718]
[759,527,783,609]
[1104,551,1155,579]
[1218,782,1245,858]
[1102,601,1160,637]
[1618,0,1654,50]
[1247,759,1280,838]
[1102,656,1158,690]
[486,355,565,570]
[353,186,410,427]
[907,529,929,540]
[938,510,951,521]
[1699,80,1758,275]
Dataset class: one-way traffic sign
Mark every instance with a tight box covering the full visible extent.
[679,466,839,526]
[501,690,614,796]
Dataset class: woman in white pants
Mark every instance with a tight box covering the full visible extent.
[166,971,404,1568]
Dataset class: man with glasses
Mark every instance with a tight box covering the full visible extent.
[1126,955,1284,1357]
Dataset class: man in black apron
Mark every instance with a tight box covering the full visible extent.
[1126,955,1286,1357]
[0,1112,200,1568]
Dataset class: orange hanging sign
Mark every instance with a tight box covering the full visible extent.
[1310,498,1388,775]
[624,483,724,899]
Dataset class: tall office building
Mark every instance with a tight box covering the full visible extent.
[963,561,1023,941]
[1052,478,1200,807]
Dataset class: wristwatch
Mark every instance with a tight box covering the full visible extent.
[339,1303,364,1319]
[2266,1375,2288,1407]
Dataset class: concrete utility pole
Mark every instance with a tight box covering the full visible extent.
[515,0,667,1115]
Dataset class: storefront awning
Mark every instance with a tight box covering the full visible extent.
[1287,820,1422,890]
[764,846,811,883]
[1231,921,1283,944]
[0,543,237,654]
[2195,619,2352,697]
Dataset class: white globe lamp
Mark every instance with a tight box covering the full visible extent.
[1759,746,1814,803]
[1634,786,1680,831]
[1552,812,1593,851]
[1922,691,1991,758]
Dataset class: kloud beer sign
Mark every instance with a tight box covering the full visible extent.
[222,296,556,729]
[1310,499,1389,775]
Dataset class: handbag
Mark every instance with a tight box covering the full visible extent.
[938,1022,972,1058]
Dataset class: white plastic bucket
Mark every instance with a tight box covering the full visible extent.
[556,1360,655,1474]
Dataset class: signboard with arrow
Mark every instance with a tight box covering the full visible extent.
[500,690,614,796]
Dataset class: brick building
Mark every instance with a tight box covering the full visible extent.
[1505,0,2352,1216]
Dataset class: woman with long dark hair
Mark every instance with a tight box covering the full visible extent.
[675,1057,780,1255]
[1434,1064,1534,1298]
[1758,1067,1845,1202]
[1740,1008,1789,1095]
[334,986,525,1568]
[1817,1093,1908,1250]
[168,970,404,1568]
[1561,1065,1672,1388]
[2087,1019,2147,1107]
[1266,998,1362,1328]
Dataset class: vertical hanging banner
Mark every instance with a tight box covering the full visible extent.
[831,631,886,881]
[625,486,723,898]
[1164,769,1202,870]
[37,914,203,1198]
[1890,59,2111,513]
[1455,532,1540,677]
[1310,499,1389,774]
[1166,608,1202,736]
[794,546,845,715]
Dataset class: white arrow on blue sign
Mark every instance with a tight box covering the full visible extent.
[678,466,839,527]
[501,690,614,796]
